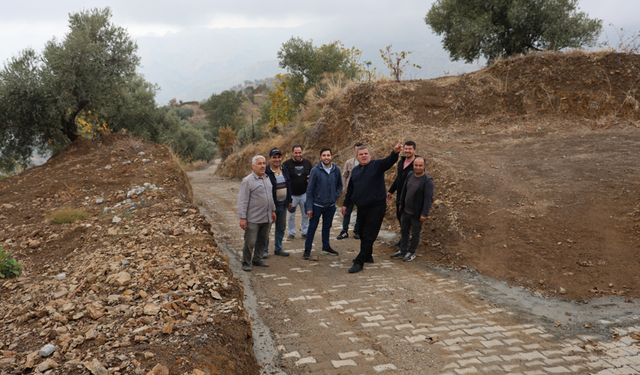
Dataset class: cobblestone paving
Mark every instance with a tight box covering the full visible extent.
[191,171,640,375]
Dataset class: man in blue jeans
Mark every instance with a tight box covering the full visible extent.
[264,148,292,258]
[303,147,343,260]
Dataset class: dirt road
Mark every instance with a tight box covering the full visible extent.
[189,164,640,375]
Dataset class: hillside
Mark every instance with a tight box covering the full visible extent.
[217,51,640,301]
[0,135,258,374]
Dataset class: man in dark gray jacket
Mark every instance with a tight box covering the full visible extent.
[392,157,434,261]
[303,147,343,259]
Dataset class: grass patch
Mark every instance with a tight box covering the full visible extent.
[48,207,87,224]
[0,246,23,278]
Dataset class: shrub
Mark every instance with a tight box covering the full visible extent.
[0,246,23,278]
[49,207,87,224]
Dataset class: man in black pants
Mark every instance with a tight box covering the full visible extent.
[387,141,418,249]
[342,142,403,273]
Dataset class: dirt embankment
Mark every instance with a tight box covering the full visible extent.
[0,134,258,374]
[218,51,640,302]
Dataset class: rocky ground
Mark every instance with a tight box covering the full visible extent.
[0,135,258,375]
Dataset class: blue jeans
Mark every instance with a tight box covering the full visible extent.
[341,203,359,233]
[265,204,287,254]
[305,204,336,250]
[287,194,309,236]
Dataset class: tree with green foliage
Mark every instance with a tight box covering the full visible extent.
[424,0,602,64]
[277,37,359,109]
[200,90,246,135]
[0,7,143,171]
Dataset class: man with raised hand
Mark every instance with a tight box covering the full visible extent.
[283,144,313,240]
[343,141,403,273]
[392,157,434,262]
[337,142,363,240]
[264,148,292,258]
[387,141,418,248]
[237,155,276,272]
[303,147,343,260]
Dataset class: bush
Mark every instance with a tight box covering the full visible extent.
[49,207,87,224]
[0,246,23,278]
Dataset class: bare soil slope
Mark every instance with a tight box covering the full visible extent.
[0,135,258,374]
[218,51,640,302]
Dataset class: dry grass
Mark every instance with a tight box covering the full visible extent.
[181,160,213,172]
[48,207,87,225]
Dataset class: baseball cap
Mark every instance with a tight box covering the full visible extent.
[269,148,282,157]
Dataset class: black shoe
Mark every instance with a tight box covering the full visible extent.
[337,231,348,240]
[242,264,252,272]
[353,233,360,240]
[348,263,363,273]
[303,249,311,260]
[262,252,269,259]
[352,257,374,264]
[322,247,339,256]
[287,234,295,240]
[252,260,269,267]
[274,250,290,257]
[301,234,307,238]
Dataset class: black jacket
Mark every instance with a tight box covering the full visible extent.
[265,164,292,207]
[389,155,419,204]
[344,151,399,209]
[399,171,434,219]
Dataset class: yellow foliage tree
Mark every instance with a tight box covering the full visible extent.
[267,73,297,129]
[75,109,110,140]
[217,126,237,159]
[380,45,422,82]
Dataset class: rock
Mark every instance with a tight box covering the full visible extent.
[104,165,112,170]
[210,290,222,300]
[138,152,146,156]
[110,271,131,286]
[86,306,104,320]
[147,364,169,375]
[84,359,109,375]
[121,259,130,266]
[108,295,121,304]
[139,290,148,299]
[123,160,131,165]
[56,273,66,281]
[193,370,205,375]
[112,216,122,223]
[559,287,567,295]
[39,344,56,357]
[52,289,68,299]
[96,198,104,204]
[143,303,161,316]
[28,240,41,248]
[24,351,39,368]
[72,312,85,320]
[143,351,155,359]
[85,328,98,340]
[36,358,58,372]
[162,323,174,334]
[107,227,119,235]
[0,357,16,368]
[61,303,75,313]
[142,158,151,163]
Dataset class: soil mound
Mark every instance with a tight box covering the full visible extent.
[0,134,258,374]
[218,51,640,301]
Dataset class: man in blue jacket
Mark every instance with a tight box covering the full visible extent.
[303,147,343,260]
[264,148,293,258]
[342,142,403,273]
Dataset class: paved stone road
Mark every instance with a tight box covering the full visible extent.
[189,167,640,375]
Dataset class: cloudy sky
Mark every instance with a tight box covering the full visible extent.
[2,1,639,102]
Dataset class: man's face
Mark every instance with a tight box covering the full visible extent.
[252,158,266,176]
[356,148,371,165]
[321,151,332,166]
[403,145,416,159]
[269,154,282,168]
[413,159,425,175]
[292,147,303,162]
[353,146,359,155]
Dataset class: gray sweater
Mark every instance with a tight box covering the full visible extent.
[237,172,276,224]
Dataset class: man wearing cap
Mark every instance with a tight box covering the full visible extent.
[264,147,293,257]
[237,155,276,271]
[282,144,313,240]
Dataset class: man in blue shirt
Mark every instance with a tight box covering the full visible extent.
[303,148,343,260]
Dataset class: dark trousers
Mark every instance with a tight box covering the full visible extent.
[265,204,286,254]
[354,204,386,266]
[341,203,360,233]
[400,211,423,254]
[395,202,402,224]
[305,204,336,250]
[242,222,270,267]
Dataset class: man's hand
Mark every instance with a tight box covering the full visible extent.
[307,210,313,219]
[288,203,293,212]
[239,218,247,231]
[398,205,402,213]
[387,192,393,200]
[393,141,403,153]
[271,211,277,222]
[341,206,347,216]
[420,215,428,222]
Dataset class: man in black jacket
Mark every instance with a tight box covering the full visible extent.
[342,142,403,273]
[264,148,293,258]
[392,157,434,261]
[283,144,313,240]
[387,141,418,226]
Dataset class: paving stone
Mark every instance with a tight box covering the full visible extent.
[373,363,398,372]
[331,359,357,368]
[478,355,503,363]
[338,351,359,359]
[458,358,482,366]
[480,340,504,348]
[520,351,546,361]
[542,366,570,373]
[295,357,317,365]
[454,367,478,374]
